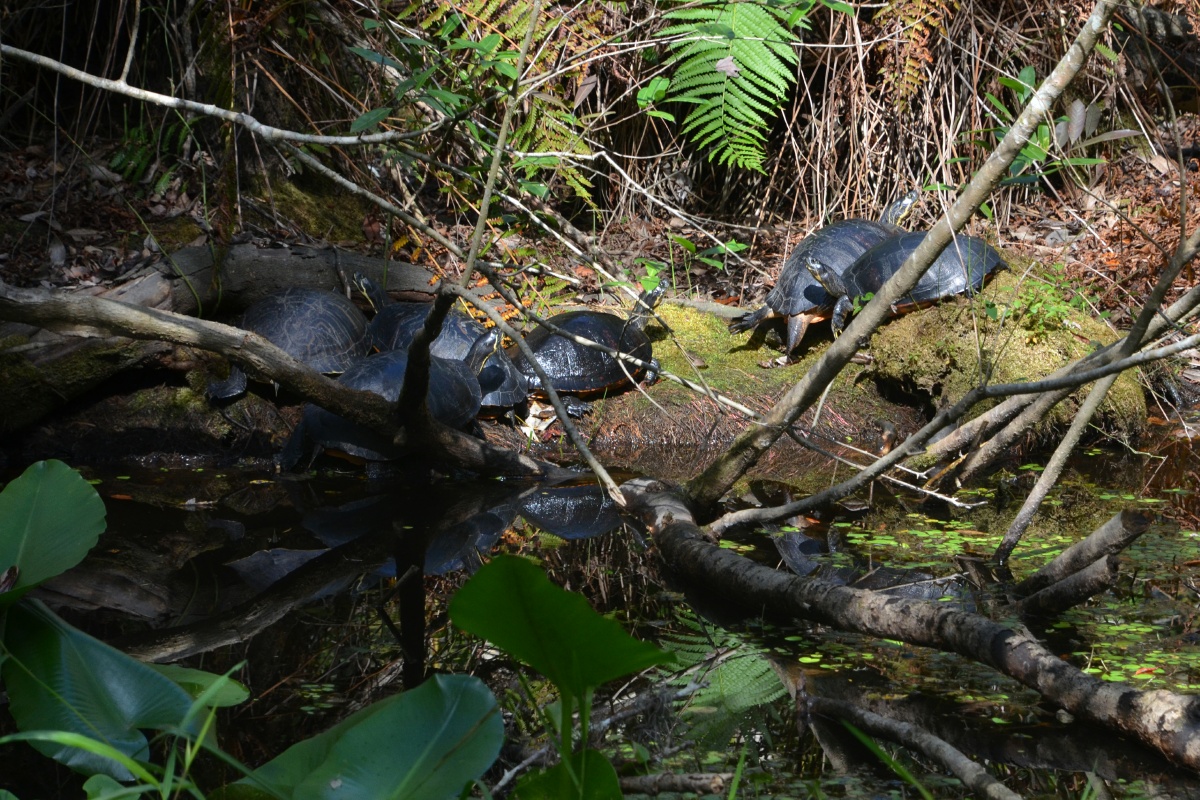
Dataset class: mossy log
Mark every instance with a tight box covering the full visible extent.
[0,244,435,438]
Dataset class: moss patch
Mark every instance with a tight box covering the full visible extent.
[864,267,1145,438]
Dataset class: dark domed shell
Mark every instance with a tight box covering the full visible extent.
[767,218,901,317]
[367,303,484,360]
[513,310,654,396]
[296,349,482,462]
[241,288,368,373]
[844,232,1006,308]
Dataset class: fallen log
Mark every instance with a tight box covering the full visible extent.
[621,478,1200,770]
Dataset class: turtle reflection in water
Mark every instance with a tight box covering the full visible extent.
[519,481,622,540]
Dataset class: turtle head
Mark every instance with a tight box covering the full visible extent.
[464,328,503,376]
[353,273,388,312]
[881,190,920,227]
[631,283,666,329]
[806,256,843,295]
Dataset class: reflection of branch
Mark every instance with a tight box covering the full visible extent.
[0,279,568,481]
[120,531,397,662]
[807,696,1022,800]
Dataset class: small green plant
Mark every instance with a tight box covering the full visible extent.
[449,555,674,798]
[974,65,1140,190]
[997,262,1105,344]
[109,118,193,193]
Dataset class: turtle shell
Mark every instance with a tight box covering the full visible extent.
[367,302,526,410]
[767,218,902,318]
[843,232,1006,310]
[240,288,368,373]
[366,302,483,359]
[512,310,654,396]
[290,349,482,463]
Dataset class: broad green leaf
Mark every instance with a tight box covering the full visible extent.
[237,674,501,800]
[82,774,126,797]
[449,556,672,700]
[350,107,392,133]
[0,460,106,605]
[1,601,196,780]
[515,749,621,800]
[146,664,250,708]
[821,0,855,14]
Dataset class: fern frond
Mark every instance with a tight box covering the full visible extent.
[874,0,959,111]
[661,614,788,746]
[658,1,805,172]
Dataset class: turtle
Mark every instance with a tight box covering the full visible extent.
[511,284,665,417]
[806,231,1007,337]
[355,274,527,413]
[277,329,499,470]
[208,287,369,400]
[728,190,919,357]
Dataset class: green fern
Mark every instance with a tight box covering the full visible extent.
[659,2,804,171]
[663,615,787,746]
[419,0,604,204]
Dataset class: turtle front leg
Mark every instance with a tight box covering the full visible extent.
[830,298,852,338]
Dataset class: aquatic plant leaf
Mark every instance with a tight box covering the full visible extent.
[449,555,672,699]
[515,748,621,799]
[237,674,501,800]
[0,600,196,780]
[0,460,106,606]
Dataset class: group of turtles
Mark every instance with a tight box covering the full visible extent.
[208,278,664,469]
[729,190,1006,358]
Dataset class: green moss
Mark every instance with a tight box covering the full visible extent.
[865,266,1145,438]
[257,177,370,242]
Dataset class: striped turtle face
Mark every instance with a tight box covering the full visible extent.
[805,256,843,296]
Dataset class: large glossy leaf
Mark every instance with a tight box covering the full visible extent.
[0,460,106,606]
[237,674,501,800]
[515,749,621,800]
[1,601,196,779]
[449,555,672,700]
[146,663,250,708]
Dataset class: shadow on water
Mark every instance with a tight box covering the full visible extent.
[4,426,1200,796]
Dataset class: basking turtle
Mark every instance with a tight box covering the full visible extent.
[278,329,499,470]
[729,190,919,356]
[356,274,526,413]
[512,285,665,417]
[208,288,368,400]
[806,231,1006,336]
